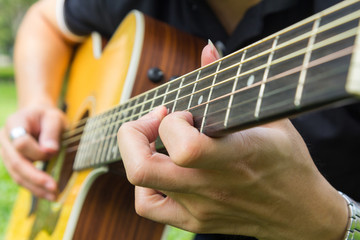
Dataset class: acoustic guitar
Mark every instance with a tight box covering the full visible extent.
[6,0,360,239]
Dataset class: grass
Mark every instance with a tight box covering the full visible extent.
[0,80,19,240]
[0,67,14,81]
[0,80,194,240]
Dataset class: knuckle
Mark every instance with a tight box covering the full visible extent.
[172,141,202,167]
[187,218,210,233]
[134,198,147,217]
[10,159,22,172]
[127,166,146,186]
[187,203,214,225]
[117,122,133,138]
[34,176,47,187]
[193,209,212,223]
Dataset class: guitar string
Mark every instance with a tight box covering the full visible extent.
[61,6,359,138]
[73,48,353,170]
[61,24,358,147]
[63,45,354,157]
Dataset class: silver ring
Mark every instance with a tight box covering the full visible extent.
[9,127,27,141]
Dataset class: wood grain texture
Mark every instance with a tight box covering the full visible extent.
[131,14,205,96]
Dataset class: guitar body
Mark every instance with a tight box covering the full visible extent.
[6,11,205,240]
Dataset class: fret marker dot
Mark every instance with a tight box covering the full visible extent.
[247,75,255,86]
[198,95,204,105]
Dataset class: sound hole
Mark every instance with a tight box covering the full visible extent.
[58,111,89,192]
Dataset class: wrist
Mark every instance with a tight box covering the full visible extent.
[307,187,349,240]
[280,176,349,240]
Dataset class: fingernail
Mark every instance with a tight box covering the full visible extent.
[208,39,215,48]
[208,39,221,59]
[43,140,59,151]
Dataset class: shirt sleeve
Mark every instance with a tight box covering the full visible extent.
[56,0,85,41]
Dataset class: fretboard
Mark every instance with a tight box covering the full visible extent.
[72,0,360,170]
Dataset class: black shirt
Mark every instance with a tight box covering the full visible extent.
[63,0,360,239]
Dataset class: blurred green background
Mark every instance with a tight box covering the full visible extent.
[0,1,194,239]
[0,0,35,238]
[0,80,18,240]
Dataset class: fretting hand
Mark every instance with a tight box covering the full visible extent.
[117,42,348,240]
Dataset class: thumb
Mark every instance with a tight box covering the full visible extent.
[201,40,221,67]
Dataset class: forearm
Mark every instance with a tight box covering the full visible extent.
[14,0,75,109]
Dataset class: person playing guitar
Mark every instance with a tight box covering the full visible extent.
[0,0,359,239]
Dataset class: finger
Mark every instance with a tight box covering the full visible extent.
[118,107,206,192]
[0,129,57,199]
[159,111,244,169]
[118,106,168,160]
[135,187,193,228]
[39,108,65,154]
[201,40,220,67]
[5,115,50,161]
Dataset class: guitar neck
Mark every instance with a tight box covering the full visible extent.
[73,0,360,171]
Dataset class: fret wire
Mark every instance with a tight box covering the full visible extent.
[254,36,279,119]
[100,109,116,162]
[81,118,93,168]
[172,77,185,112]
[103,111,115,161]
[150,88,158,109]
[85,117,98,167]
[130,97,141,121]
[71,45,353,154]
[295,17,321,106]
[187,70,201,109]
[162,83,171,106]
[225,50,247,128]
[95,116,106,164]
[82,119,96,168]
[94,114,107,164]
[139,92,149,118]
[200,61,222,133]
[106,107,121,161]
